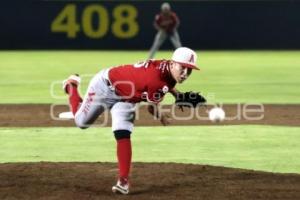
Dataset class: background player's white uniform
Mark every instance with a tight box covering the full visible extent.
[149,3,182,59]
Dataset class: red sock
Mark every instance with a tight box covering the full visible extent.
[117,138,132,180]
[66,85,82,115]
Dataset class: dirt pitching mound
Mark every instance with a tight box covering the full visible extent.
[0,104,300,127]
[0,162,300,200]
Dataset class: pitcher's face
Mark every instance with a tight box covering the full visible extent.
[170,62,192,83]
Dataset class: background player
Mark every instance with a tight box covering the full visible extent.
[63,47,199,195]
[148,2,182,59]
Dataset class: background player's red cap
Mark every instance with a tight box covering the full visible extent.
[171,47,199,70]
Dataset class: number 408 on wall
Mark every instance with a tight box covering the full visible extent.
[51,4,139,39]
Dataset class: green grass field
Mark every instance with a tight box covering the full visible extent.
[0,51,299,103]
[1,126,300,173]
[0,51,299,174]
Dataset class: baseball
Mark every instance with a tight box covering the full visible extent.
[208,107,225,122]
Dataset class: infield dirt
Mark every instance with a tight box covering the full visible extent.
[1,104,300,199]
[0,104,300,127]
[1,162,300,200]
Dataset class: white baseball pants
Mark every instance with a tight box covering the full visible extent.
[148,29,182,59]
[74,69,136,132]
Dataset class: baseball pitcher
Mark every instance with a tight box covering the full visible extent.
[62,47,205,195]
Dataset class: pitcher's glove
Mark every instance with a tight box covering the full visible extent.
[175,91,207,108]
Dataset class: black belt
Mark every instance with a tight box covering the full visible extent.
[105,79,111,86]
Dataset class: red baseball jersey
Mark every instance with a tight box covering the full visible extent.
[108,60,176,103]
[155,12,179,33]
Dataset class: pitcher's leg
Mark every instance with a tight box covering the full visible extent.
[112,129,131,195]
[111,102,135,194]
[74,90,107,129]
[148,30,167,59]
[63,75,82,115]
[63,73,107,128]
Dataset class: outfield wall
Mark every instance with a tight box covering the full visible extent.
[1,0,300,49]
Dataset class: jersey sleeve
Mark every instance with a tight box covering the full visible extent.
[147,81,169,103]
[154,14,161,27]
[145,85,166,104]
[173,13,179,24]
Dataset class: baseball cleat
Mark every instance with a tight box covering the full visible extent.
[112,178,129,195]
[62,74,81,93]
